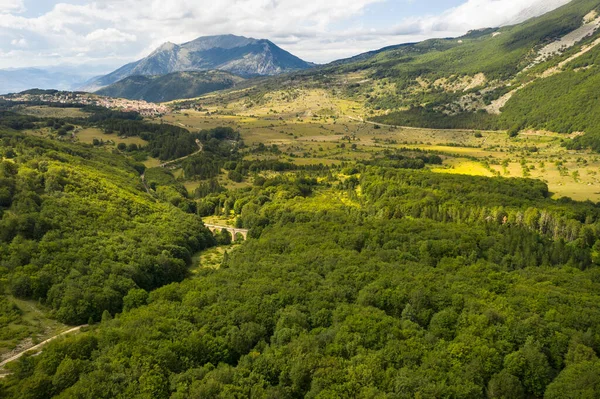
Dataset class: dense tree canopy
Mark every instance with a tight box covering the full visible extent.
[2,137,600,397]
[0,131,215,324]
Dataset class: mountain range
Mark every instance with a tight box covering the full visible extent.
[0,66,105,94]
[0,1,576,98]
[81,34,314,93]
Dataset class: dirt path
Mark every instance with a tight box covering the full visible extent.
[0,325,87,377]
[344,116,498,133]
[158,139,203,168]
[140,173,151,195]
[346,115,397,128]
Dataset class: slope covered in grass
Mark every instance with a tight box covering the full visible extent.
[96,71,245,103]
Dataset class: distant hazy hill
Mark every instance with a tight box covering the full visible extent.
[0,67,98,94]
[83,34,313,91]
[95,70,245,102]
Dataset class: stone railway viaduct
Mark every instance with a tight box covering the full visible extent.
[204,224,249,241]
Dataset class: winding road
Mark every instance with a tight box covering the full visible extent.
[345,115,397,128]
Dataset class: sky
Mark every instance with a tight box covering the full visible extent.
[0,0,573,73]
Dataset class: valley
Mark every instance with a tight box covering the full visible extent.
[153,86,600,202]
[2,1,600,398]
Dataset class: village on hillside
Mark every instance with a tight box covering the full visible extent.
[0,91,169,117]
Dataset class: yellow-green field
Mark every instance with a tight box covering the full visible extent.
[163,88,600,202]
[143,157,162,168]
[183,180,202,193]
[21,124,150,154]
[432,160,495,177]
[11,90,600,202]
[190,245,240,273]
[14,105,89,118]
[76,128,148,147]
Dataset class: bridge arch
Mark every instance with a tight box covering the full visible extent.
[204,224,248,241]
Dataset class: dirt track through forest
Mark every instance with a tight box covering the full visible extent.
[0,325,87,378]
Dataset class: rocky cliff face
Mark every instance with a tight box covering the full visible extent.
[81,34,313,91]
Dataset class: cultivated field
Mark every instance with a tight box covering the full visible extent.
[12,89,600,202]
[14,105,89,118]
[163,88,600,202]
[76,127,148,147]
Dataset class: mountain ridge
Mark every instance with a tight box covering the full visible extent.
[81,34,313,92]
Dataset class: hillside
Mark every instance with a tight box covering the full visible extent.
[95,70,245,102]
[253,0,600,152]
[360,0,600,149]
[4,2,600,398]
[0,128,216,325]
[82,34,313,91]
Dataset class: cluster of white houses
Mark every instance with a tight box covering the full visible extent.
[1,91,169,117]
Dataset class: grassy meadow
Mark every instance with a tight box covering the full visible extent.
[162,87,600,202]
[10,89,600,202]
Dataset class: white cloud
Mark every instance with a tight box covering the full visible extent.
[11,37,27,47]
[0,0,25,14]
[364,0,573,41]
[85,28,136,43]
[0,0,574,70]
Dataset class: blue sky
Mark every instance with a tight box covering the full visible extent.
[0,0,572,72]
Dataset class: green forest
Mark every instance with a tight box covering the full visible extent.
[2,121,600,397]
[0,105,213,163]
[0,131,215,325]
[3,1,600,397]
